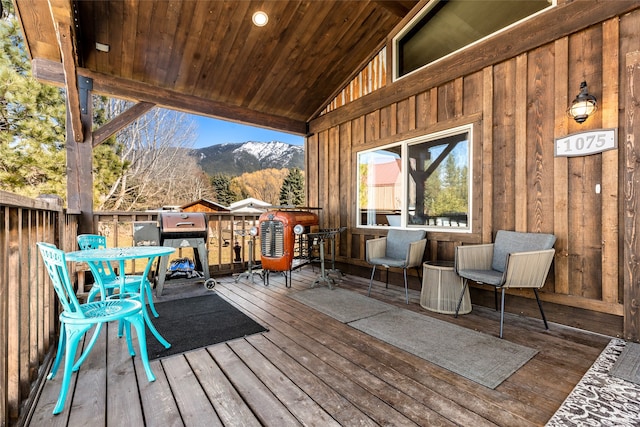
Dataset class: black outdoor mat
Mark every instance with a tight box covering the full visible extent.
[144,293,268,360]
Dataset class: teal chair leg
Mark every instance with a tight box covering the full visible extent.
[144,280,159,318]
[54,324,90,415]
[118,319,125,338]
[72,323,103,372]
[143,304,171,349]
[126,313,156,382]
[124,320,135,356]
[48,323,66,380]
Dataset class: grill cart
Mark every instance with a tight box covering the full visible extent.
[133,212,217,295]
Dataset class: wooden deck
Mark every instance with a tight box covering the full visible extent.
[27,266,612,427]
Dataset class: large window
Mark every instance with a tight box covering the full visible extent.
[394,0,552,79]
[357,125,471,231]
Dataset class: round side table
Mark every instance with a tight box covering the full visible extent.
[420,261,471,315]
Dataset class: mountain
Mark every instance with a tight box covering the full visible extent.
[195,141,304,176]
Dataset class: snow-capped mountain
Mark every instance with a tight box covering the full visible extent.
[195,141,304,176]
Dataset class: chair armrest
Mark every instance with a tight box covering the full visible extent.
[366,237,387,262]
[406,239,427,268]
[455,244,494,273]
[503,249,556,289]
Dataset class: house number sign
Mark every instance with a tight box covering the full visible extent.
[554,128,617,157]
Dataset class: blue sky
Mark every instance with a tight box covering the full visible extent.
[191,115,304,148]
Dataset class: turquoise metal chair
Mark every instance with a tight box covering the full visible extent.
[77,234,159,318]
[37,242,155,414]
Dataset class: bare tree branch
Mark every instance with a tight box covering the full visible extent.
[97,99,214,210]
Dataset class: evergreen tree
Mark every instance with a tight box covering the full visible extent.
[0,3,124,203]
[211,173,237,206]
[279,167,305,206]
[0,3,67,198]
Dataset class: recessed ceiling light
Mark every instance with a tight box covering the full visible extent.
[252,11,268,27]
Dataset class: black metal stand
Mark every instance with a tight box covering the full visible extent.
[234,231,263,284]
[307,227,346,289]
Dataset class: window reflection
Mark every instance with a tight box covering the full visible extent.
[357,126,471,231]
[407,133,468,228]
[358,146,402,227]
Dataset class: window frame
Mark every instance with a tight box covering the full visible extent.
[356,123,473,233]
[392,0,555,81]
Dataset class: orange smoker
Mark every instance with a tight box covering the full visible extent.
[258,210,319,285]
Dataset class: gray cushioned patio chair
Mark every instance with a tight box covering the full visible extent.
[366,229,427,304]
[454,230,556,338]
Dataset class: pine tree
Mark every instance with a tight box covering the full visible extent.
[279,167,305,206]
[0,3,124,203]
[211,173,237,206]
[0,3,67,198]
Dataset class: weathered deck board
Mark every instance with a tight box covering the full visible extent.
[228,273,538,426]
[27,267,612,426]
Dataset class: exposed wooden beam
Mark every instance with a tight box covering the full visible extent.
[92,102,156,148]
[374,1,417,18]
[31,59,308,136]
[47,0,83,142]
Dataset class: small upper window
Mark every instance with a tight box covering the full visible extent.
[395,0,552,78]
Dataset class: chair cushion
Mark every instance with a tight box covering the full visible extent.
[492,230,556,272]
[368,256,408,268]
[386,229,426,260]
[457,269,504,286]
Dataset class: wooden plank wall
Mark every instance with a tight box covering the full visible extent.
[306,7,640,331]
[0,191,76,426]
[321,48,387,115]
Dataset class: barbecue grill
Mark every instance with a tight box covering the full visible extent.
[258,209,319,286]
[134,212,214,295]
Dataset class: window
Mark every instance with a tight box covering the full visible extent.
[357,125,471,231]
[394,0,552,79]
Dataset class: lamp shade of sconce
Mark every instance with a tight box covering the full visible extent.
[567,81,598,124]
[252,11,268,26]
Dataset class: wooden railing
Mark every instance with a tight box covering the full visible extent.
[0,193,262,426]
[89,211,262,278]
[0,191,78,426]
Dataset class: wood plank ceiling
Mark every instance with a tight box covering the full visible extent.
[14,0,418,135]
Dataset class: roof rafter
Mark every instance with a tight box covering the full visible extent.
[92,102,156,148]
[47,0,84,142]
[31,58,307,136]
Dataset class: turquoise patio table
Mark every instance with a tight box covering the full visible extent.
[66,246,175,348]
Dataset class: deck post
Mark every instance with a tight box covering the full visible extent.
[66,76,94,234]
[623,51,640,342]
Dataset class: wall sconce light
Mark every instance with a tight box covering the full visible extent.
[252,11,268,27]
[567,81,597,124]
[95,42,110,52]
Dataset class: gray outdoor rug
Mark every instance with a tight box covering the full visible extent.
[610,342,640,385]
[290,287,396,322]
[290,287,537,389]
